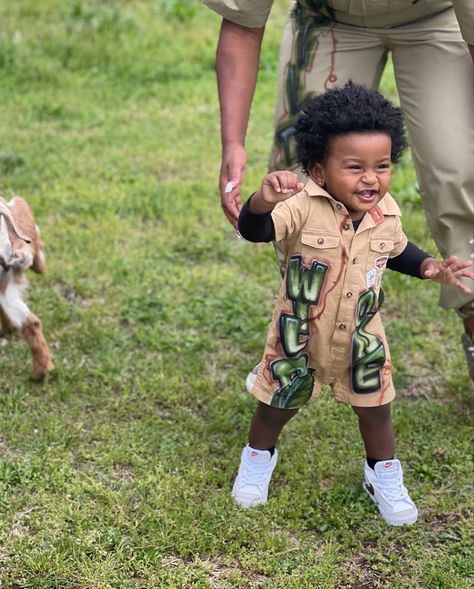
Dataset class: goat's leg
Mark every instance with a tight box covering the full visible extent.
[0,278,53,379]
[0,305,13,333]
[20,312,53,379]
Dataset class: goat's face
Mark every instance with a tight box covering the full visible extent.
[0,215,13,276]
[0,214,34,274]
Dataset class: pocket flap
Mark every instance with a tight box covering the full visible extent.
[301,231,340,249]
[370,238,394,253]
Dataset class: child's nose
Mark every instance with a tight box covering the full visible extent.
[361,172,377,184]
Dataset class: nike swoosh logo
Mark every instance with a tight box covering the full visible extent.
[365,482,375,496]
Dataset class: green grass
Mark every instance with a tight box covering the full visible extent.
[0,1,472,587]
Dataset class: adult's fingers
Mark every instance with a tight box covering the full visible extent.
[221,191,241,228]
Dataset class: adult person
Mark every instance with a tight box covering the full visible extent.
[203,0,474,379]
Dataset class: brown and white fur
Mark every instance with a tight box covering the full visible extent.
[0,196,53,379]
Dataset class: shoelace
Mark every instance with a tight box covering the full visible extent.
[378,477,409,502]
[240,462,270,486]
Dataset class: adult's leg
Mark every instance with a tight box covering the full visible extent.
[270,9,388,273]
[391,9,474,319]
[270,7,389,172]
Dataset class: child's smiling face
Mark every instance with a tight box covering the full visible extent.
[311,132,392,221]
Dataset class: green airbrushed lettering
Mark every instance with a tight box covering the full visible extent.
[269,255,328,408]
[285,255,328,336]
[351,288,386,394]
[270,356,315,409]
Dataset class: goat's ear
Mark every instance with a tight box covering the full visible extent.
[0,215,13,260]
[0,199,32,242]
[31,242,46,274]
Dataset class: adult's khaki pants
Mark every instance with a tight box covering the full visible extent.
[270,5,474,317]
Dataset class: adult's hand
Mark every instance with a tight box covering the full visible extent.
[219,143,247,227]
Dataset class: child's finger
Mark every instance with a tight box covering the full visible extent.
[452,279,472,294]
[281,172,299,193]
[424,264,439,278]
[454,269,474,280]
[441,255,458,267]
[451,260,474,272]
[268,174,282,193]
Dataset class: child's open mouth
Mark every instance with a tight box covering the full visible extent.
[356,190,378,201]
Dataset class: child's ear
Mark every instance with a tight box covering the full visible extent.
[309,164,325,187]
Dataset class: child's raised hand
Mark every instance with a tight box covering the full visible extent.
[421,256,474,293]
[260,171,305,204]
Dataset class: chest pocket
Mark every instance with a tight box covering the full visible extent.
[368,238,394,270]
[370,238,394,254]
[300,230,341,263]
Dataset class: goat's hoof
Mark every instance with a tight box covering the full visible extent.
[32,361,54,380]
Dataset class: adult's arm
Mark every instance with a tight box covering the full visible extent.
[452,0,474,63]
[216,19,265,226]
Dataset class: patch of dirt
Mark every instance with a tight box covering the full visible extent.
[161,555,270,588]
[396,368,447,402]
[335,539,408,589]
[334,554,386,589]
[53,281,97,308]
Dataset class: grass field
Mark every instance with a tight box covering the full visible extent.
[0,1,472,587]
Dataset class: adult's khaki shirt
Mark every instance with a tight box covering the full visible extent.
[251,179,407,409]
[203,0,474,44]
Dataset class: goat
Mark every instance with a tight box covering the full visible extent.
[0,196,53,379]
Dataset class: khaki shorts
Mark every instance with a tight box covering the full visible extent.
[250,353,396,409]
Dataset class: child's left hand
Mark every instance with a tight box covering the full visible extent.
[421,256,474,293]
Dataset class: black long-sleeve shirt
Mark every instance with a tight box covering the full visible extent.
[238,198,431,278]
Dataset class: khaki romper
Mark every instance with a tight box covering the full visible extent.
[250,179,407,409]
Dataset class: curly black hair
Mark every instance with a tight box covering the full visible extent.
[295,82,407,174]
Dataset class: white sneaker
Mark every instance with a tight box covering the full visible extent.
[232,445,278,508]
[245,364,260,393]
[363,459,418,525]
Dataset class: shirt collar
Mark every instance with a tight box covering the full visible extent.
[304,177,402,219]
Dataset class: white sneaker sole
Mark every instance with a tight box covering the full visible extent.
[232,493,266,509]
[363,481,418,526]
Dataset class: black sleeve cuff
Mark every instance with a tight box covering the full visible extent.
[387,241,431,278]
[237,195,276,243]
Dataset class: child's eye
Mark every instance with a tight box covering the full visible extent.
[348,165,362,170]
[377,164,391,170]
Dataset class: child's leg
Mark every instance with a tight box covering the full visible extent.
[352,403,418,526]
[249,401,299,450]
[232,402,299,508]
[351,403,394,460]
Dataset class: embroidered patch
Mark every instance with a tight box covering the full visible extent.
[366,268,377,288]
[375,255,388,269]
[370,205,385,225]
